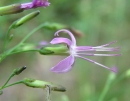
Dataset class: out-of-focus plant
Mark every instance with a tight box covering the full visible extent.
[0,0,123,101]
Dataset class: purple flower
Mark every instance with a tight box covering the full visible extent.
[21,0,50,9]
[50,29,121,73]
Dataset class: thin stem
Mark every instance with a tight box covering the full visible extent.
[111,72,126,86]
[3,25,13,52]
[2,80,23,89]
[7,23,45,54]
[7,49,39,56]
[0,23,46,62]
[0,73,15,90]
[98,73,116,101]
[0,49,39,62]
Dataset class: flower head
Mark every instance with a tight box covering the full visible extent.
[50,29,121,73]
[21,0,50,10]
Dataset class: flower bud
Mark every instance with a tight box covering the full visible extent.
[23,78,66,92]
[41,22,84,37]
[50,84,66,92]
[12,10,40,28]
[0,4,24,16]
[14,66,26,75]
[42,22,67,30]
[23,78,48,88]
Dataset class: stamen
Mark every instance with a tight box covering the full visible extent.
[93,47,120,51]
[77,53,121,56]
[76,55,116,72]
[94,41,117,48]
[76,46,120,52]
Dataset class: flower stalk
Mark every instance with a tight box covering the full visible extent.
[0,66,26,90]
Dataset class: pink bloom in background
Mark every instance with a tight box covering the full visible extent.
[21,0,50,9]
[37,41,49,48]
[50,29,121,73]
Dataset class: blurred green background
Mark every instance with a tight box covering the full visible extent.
[0,0,130,101]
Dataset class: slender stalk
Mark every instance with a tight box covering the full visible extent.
[0,23,46,62]
[2,80,23,89]
[3,24,14,52]
[111,72,127,86]
[7,24,44,54]
[0,49,39,62]
[98,73,116,101]
[0,73,15,90]
[7,49,39,56]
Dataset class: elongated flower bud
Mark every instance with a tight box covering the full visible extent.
[42,22,67,30]
[13,66,26,75]
[49,84,66,92]
[0,4,24,16]
[23,78,66,92]
[12,10,40,28]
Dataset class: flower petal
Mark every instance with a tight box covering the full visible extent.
[50,55,75,73]
[21,0,50,9]
[54,29,76,46]
[21,2,33,9]
[32,0,37,4]
[50,37,71,46]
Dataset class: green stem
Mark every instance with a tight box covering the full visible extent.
[98,73,116,101]
[0,73,15,90]
[3,25,13,52]
[2,80,23,89]
[98,82,110,101]
[0,49,39,62]
[7,49,39,56]
[0,23,46,62]
[111,73,126,86]
[7,24,43,53]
